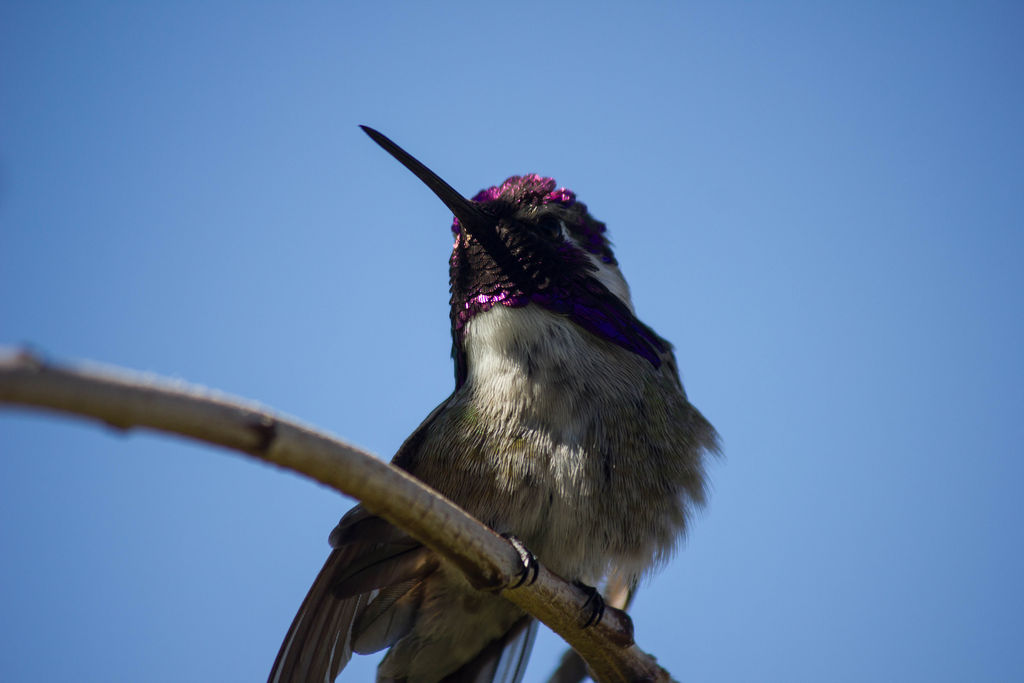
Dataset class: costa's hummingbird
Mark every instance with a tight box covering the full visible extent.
[268,127,719,683]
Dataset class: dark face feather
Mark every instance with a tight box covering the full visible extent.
[448,174,667,388]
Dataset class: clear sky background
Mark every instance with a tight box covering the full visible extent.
[2,3,1022,682]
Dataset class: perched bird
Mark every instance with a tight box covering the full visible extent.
[268,127,719,683]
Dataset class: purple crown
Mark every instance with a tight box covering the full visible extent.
[451,174,576,233]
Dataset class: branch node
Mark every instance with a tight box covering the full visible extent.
[102,418,132,432]
[248,414,278,454]
[603,606,635,648]
[14,347,46,371]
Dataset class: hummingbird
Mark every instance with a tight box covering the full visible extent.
[268,126,719,683]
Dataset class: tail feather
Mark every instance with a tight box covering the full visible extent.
[269,549,363,683]
[269,510,436,683]
[441,618,537,683]
[351,580,424,654]
[332,546,437,599]
[270,506,538,683]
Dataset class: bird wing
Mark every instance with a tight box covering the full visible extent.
[267,506,437,683]
[269,395,539,683]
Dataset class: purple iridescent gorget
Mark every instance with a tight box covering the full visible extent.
[448,173,667,387]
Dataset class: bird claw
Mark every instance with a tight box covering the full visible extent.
[573,580,606,628]
[502,534,539,589]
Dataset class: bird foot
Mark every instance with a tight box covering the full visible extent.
[573,580,606,628]
[502,534,540,589]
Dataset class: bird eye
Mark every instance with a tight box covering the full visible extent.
[537,215,563,240]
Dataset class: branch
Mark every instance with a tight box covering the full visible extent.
[0,348,674,683]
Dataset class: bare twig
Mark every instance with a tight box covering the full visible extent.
[0,348,674,683]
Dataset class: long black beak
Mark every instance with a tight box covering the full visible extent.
[360,125,496,238]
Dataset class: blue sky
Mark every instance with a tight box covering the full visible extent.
[2,3,1022,681]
